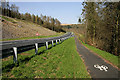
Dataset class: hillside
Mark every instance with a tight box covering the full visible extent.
[61,24,72,26]
[62,24,85,36]
[1,16,57,39]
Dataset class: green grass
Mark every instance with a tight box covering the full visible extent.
[2,33,64,41]
[79,34,85,42]
[0,16,17,23]
[80,40,119,68]
[2,37,91,78]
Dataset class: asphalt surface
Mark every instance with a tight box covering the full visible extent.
[1,32,72,50]
[74,36,119,79]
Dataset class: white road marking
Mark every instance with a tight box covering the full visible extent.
[94,64,108,72]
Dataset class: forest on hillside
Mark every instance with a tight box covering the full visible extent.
[80,2,120,56]
[0,1,65,33]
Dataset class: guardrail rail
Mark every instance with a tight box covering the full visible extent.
[1,32,73,63]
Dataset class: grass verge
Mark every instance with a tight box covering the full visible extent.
[80,40,119,68]
[2,37,91,78]
[2,33,64,41]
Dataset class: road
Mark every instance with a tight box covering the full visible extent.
[1,32,72,59]
[74,36,119,79]
[1,32,72,51]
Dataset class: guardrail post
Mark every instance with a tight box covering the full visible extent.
[61,38,64,42]
[56,40,57,45]
[35,43,38,55]
[59,39,61,44]
[52,40,54,47]
[46,42,48,50]
[13,47,17,63]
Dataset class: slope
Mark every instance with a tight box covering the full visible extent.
[1,16,58,39]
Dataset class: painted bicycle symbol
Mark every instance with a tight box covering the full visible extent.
[94,64,108,72]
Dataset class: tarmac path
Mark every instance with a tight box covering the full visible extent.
[74,36,119,80]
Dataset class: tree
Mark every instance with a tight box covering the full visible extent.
[54,19,60,32]
[81,2,120,56]
[38,17,43,25]
[82,2,98,45]
[6,1,10,16]
[50,18,55,31]
[11,4,19,18]
[78,17,81,23]
[1,0,7,9]
[35,15,39,24]
[102,2,120,55]
[32,14,35,23]
[21,13,25,20]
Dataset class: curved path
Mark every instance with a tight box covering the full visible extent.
[74,36,119,80]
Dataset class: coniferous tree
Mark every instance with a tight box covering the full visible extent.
[32,14,35,23]
[81,2,120,55]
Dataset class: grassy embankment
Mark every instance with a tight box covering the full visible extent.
[78,34,119,68]
[2,37,91,78]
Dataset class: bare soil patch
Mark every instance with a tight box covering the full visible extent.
[2,16,57,39]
